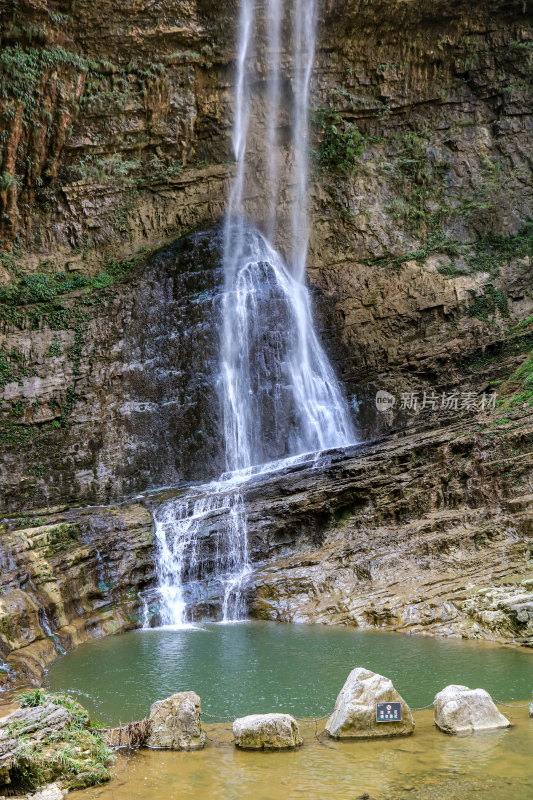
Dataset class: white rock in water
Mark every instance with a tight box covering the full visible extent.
[31,784,66,799]
[433,684,511,734]
[233,713,302,750]
[326,667,415,739]
[146,691,205,750]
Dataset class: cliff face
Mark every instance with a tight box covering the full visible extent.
[1,406,531,688]
[0,0,532,678]
[1,0,532,509]
[0,502,154,686]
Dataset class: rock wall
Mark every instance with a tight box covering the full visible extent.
[247,409,533,642]
[1,0,532,509]
[0,0,532,683]
[0,502,154,685]
[1,406,531,689]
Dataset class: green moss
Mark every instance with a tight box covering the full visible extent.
[10,691,113,791]
[0,616,18,641]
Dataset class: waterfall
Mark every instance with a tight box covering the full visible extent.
[266,0,282,239]
[291,0,317,280]
[148,0,355,628]
[152,482,250,627]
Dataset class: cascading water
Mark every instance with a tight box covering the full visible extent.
[147,0,356,628]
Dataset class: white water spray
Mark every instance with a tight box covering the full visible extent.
[266,0,282,239]
[149,0,355,627]
[291,0,317,280]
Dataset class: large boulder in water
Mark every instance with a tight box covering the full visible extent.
[233,713,302,750]
[326,667,415,739]
[433,685,511,734]
[146,691,205,750]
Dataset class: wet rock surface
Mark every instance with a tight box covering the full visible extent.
[0,503,154,685]
[247,409,533,645]
[146,692,205,751]
[433,684,511,734]
[232,713,302,750]
[326,668,415,739]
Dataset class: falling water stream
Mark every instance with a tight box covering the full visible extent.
[148,0,355,627]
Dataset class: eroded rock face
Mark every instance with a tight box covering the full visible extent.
[0,704,70,787]
[0,503,154,686]
[232,713,302,750]
[146,691,205,750]
[433,685,511,734]
[1,0,533,510]
[326,668,415,739]
[1,407,532,691]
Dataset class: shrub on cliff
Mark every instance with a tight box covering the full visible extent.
[315,111,365,174]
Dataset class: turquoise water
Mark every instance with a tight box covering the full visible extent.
[45,622,532,725]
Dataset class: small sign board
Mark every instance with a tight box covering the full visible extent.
[376,702,402,723]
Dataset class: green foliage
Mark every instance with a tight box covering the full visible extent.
[11,516,47,529]
[48,338,61,357]
[498,349,533,409]
[70,152,140,184]
[458,157,504,228]
[0,171,18,190]
[315,111,365,174]
[18,688,44,707]
[0,45,88,124]
[0,351,16,388]
[91,273,114,288]
[468,285,509,321]
[143,154,184,183]
[430,218,532,280]
[0,347,37,388]
[46,523,80,555]
[0,271,90,306]
[81,73,138,115]
[0,256,139,324]
[386,130,450,232]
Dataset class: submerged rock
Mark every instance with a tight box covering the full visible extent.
[146,692,205,750]
[326,667,415,739]
[433,685,511,734]
[232,713,302,750]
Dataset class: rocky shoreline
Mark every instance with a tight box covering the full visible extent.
[1,668,526,797]
[0,407,531,692]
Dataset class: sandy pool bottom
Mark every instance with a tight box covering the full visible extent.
[79,710,532,800]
